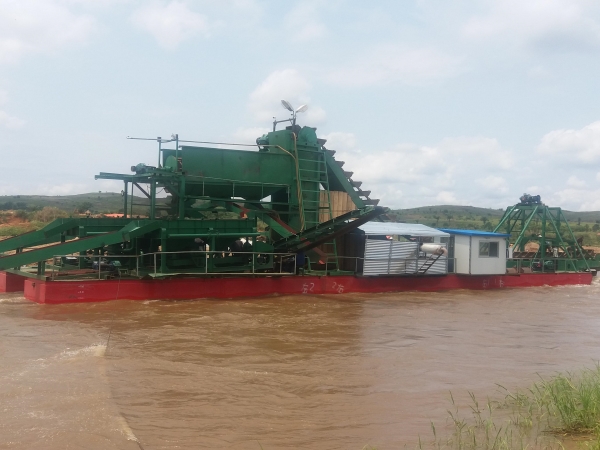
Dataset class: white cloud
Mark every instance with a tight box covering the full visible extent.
[0,0,96,63]
[516,180,600,212]
[0,90,24,129]
[537,120,600,164]
[132,1,211,50]
[304,106,326,125]
[44,183,89,196]
[566,175,586,188]
[0,111,25,129]
[12,180,124,196]
[284,3,327,43]
[58,0,130,6]
[463,0,600,52]
[527,66,551,79]
[546,187,600,211]
[248,69,326,125]
[232,127,269,144]
[95,180,123,193]
[525,186,542,193]
[321,132,357,152]
[436,191,458,204]
[325,45,463,87]
[438,136,514,169]
[476,176,509,194]
[335,136,517,208]
[204,0,264,31]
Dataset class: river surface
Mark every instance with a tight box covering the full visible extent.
[2,281,600,449]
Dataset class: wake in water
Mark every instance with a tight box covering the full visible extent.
[60,344,107,359]
[0,294,29,304]
[115,416,140,443]
[58,343,142,445]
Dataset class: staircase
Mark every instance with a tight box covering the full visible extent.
[417,254,443,275]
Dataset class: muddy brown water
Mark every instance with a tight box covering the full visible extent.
[2,281,600,449]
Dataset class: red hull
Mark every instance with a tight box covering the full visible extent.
[19,272,593,304]
[0,271,27,293]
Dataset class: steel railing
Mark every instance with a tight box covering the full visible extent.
[505,257,580,273]
[303,255,455,275]
[48,250,298,279]
[46,251,461,279]
[147,250,296,277]
[49,254,140,280]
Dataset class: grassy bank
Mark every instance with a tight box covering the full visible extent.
[416,366,600,450]
[0,208,72,237]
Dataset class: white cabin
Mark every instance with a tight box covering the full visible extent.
[438,229,510,275]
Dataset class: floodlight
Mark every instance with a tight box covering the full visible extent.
[281,100,294,111]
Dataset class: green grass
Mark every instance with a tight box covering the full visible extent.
[415,366,600,450]
[0,222,43,237]
[531,367,600,433]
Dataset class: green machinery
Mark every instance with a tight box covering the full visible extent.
[0,118,385,279]
[493,194,597,272]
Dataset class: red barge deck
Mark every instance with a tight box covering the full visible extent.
[1,271,592,304]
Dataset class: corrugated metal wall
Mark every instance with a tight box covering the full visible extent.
[363,240,447,276]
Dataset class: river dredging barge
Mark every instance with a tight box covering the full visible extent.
[0,104,597,303]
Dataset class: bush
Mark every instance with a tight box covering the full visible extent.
[14,210,29,220]
[76,201,93,213]
[0,212,9,224]
[30,207,69,222]
[0,201,26,211]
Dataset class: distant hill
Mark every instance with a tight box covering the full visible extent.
[0,193,168,215]
[392,205,600,223]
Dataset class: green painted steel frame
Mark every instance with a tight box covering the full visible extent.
[494,204,590,271]
[273,206,386,252]
[0,217,260,273]
[89,125,380,273]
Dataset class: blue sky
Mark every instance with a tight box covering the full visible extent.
[1,0,600,210]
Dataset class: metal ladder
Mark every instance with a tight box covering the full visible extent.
[296,149,338,271]
[417,254,443,275]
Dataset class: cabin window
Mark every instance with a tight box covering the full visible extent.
[479,241,499,258]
